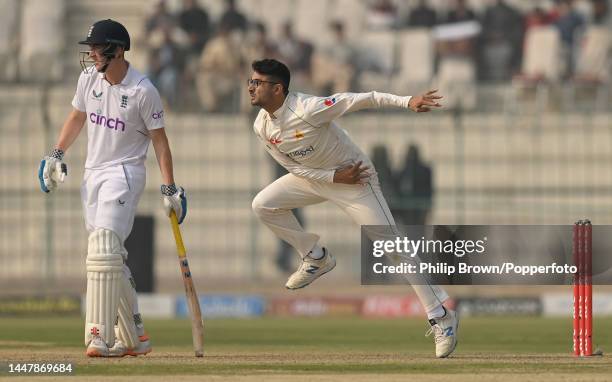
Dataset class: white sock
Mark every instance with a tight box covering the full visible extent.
[426,304,446,320]
[307,245,325,260]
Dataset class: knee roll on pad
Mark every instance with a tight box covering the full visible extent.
[84,229,124,347]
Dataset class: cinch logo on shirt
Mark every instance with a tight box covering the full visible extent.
[324,98,336,106]
[152,110,164,119]
[287,145,314,158]
[90,111,126,132]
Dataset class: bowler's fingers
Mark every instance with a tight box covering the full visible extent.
[356,164,371,183]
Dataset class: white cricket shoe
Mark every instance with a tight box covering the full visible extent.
[285,248,336,290]
[109,334,152,357]
[86,336,111,357]
[425,308,459,358]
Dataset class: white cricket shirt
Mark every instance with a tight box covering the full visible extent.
[253,91,412,183]
[72,64,165,169]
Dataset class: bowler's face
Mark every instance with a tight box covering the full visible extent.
[248,72,277,107]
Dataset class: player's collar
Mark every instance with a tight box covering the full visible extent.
[269,94,290,120]
[119,63,137,86]
[98,61,135,86]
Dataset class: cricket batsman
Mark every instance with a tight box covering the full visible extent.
[249,59,458,358]
[38,19,187,357]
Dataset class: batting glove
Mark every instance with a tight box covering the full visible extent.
[161,184,187,224]
[39,148,67,193]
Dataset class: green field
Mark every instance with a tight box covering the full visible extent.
[0,316,610,381]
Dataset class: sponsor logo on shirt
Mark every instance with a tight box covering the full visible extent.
[152,110,164,119]
[287,145,315,158]
[90,110,126,132]
[269,137,282,145]
[120,95,128,108]
[324,97,336,107]
[92,90,103,99]
[294,129,304,139]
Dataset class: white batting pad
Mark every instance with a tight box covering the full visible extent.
[115,266,139,349]
[84,229,124,347]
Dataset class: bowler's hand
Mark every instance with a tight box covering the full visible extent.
[333,161,370,184]
[408,89,443,113]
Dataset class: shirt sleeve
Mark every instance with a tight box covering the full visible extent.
[138,81,165,130]
[303,91,412,126]
[254,131,335,183]
[71,72,87,112]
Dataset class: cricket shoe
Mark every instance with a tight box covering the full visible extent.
[425,308,459,358]
[86,336,113,357]
[285,248,336,290]
[109,334,152,357]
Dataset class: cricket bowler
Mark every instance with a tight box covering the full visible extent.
[248,58,458,358]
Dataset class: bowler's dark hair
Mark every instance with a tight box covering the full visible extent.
[252,59,290,95]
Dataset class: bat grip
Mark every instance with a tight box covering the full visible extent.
[170,211,187,258]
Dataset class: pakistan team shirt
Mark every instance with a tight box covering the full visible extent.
[253,91,412,183]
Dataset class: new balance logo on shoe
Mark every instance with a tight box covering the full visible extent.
[285,248,336,290]
[445,327,454,337]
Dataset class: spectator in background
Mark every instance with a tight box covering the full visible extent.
[178,0,211,56]
[366,0,399,30]
[551,0,585,77]
[242,22,278,111]
[197,21,244,112]
[446,0,476,23]
[407,0,438,28]
[370,145,399,211]
[591,0,610,25]
[276,22,313,88]
[525,6,554,30]
[148,23,185,108]
[311,21,356,94]
[145,0,176,40]
[480,0,524,81]
[396,144,433,226]
[435,0,478,109]
[219,0,248,34]
[177,0,211,111]
[242,22,277,63]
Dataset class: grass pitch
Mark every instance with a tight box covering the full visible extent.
[0,316,610,381]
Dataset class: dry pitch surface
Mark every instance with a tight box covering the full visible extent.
[0,317,610,381]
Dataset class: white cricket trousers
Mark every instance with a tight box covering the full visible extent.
[252,173,449,311]
[81,164,147,316]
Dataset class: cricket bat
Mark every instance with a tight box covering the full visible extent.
[169,211,204,357]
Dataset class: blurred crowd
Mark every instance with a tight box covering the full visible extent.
[143,0,611,112]
[0,0,610,112]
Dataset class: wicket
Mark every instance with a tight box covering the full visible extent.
[572,220,593,357]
